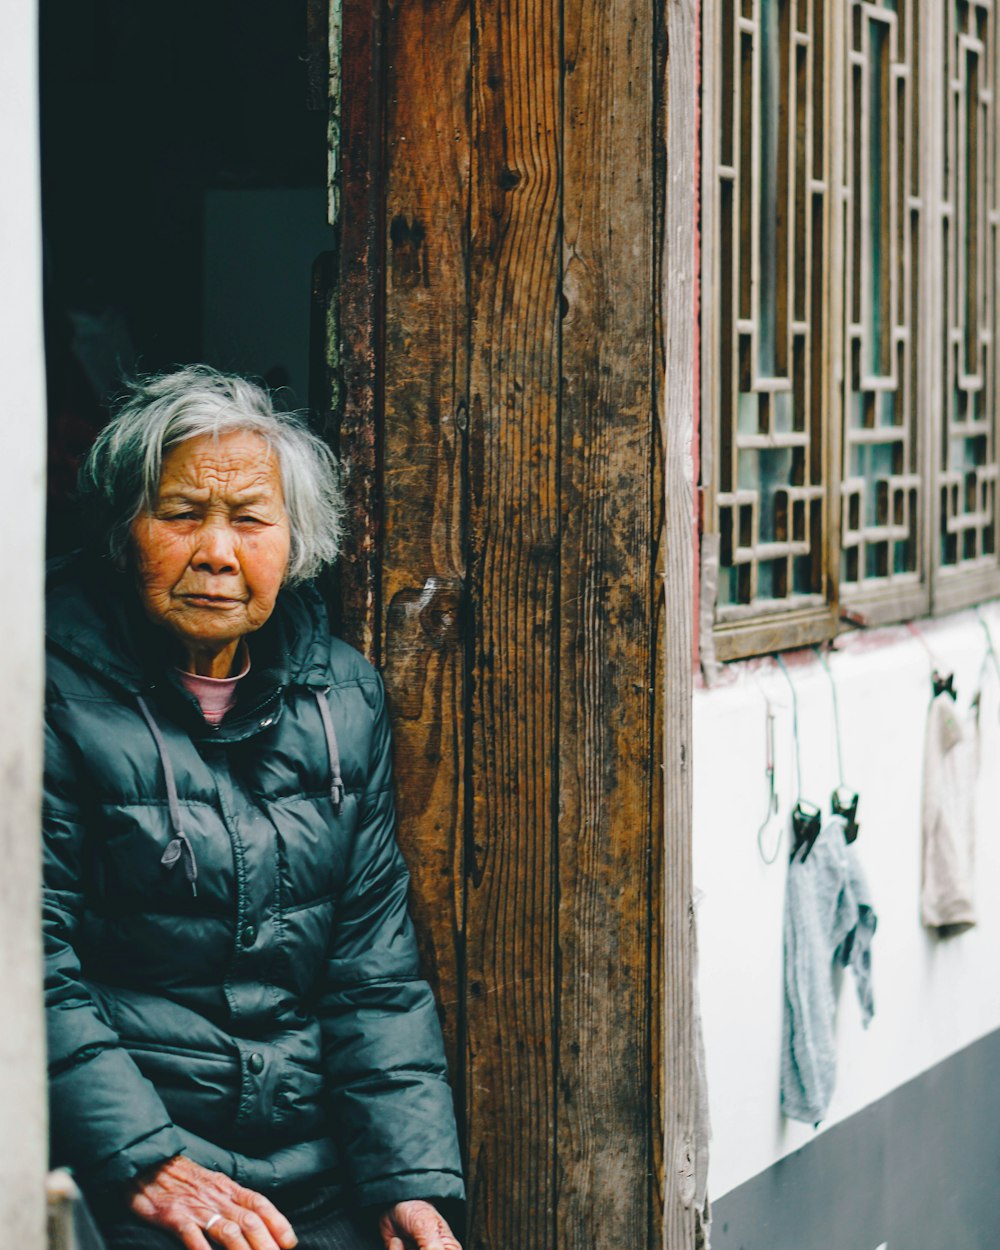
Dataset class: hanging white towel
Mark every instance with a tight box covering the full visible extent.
[921,691,980,931]
[781,817,877,1125]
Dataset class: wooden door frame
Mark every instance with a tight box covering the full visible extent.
[332,0,384,660]
[660,2,699,1244]
[332,0,699,1243]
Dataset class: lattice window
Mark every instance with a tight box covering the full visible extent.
[936,0,1000,611]
[702,0,1000,660]
[703,0,836,661]
[840,0,927,621]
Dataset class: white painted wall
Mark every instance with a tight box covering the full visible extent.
[695,607,1000,1200]
[0,1,49,1246]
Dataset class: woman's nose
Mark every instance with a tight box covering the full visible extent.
[191,520,238,573]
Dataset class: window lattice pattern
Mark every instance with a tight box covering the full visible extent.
[841,0,923,591]
[715,0,828,614]
[940,0,999,570]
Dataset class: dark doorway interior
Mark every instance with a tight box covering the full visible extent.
[39,0,333,552]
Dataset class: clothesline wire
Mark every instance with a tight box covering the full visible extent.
[905,619,943,674]
[909,611,1000,706]
[774,654,803,800]
[814,647,845,788]
[976,607,1000,688]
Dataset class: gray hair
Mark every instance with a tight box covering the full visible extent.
[78,365,345,585]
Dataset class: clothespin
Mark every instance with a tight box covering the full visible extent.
[932,670,956,700]
[907,621,956,701]
[791,799,822,862]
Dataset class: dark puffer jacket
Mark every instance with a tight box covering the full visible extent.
[43,554,464,1208]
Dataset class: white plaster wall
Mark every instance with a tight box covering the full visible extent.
[695,607,1000,1200]
[0,1,49,1246]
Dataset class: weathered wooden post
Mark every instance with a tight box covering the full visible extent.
[334,0,699,1243]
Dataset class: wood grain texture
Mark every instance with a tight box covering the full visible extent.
[355,0,694,1243]
[463,0,562,1242]
[335,0,385,657]
[651,1,669,1235]
[381,0,471,1070]
[556,0,659,1244]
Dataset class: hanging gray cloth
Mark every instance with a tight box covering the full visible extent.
[781,816,877,1125]
[921,690,980,932]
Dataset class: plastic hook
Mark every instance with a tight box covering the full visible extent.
[756,700,782,864]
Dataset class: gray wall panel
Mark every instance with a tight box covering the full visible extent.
[713,1029,1000,1250]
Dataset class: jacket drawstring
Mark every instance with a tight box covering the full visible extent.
[314,690,345,814]
[136,696,199,896]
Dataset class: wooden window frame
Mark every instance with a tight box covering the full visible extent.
[701,0,1000,663]
[837,0,930,627]
[932,0,1000,616]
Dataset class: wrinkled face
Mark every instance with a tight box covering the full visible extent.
[130,431,291,664]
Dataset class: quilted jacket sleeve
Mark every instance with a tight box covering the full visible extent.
[317,673,465,1208]
[44,700,185,1186]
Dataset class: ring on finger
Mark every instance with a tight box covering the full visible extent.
[204,1213,223,1234]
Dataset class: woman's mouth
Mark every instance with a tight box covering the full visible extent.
[181,594,244,608]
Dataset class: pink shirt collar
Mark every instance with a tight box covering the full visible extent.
[176,645,251,726]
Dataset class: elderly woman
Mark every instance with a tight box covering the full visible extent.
[44,367,464,1250]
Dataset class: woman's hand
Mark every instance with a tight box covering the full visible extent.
[128,1155,298,1250]
[378,1200,462,1250]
